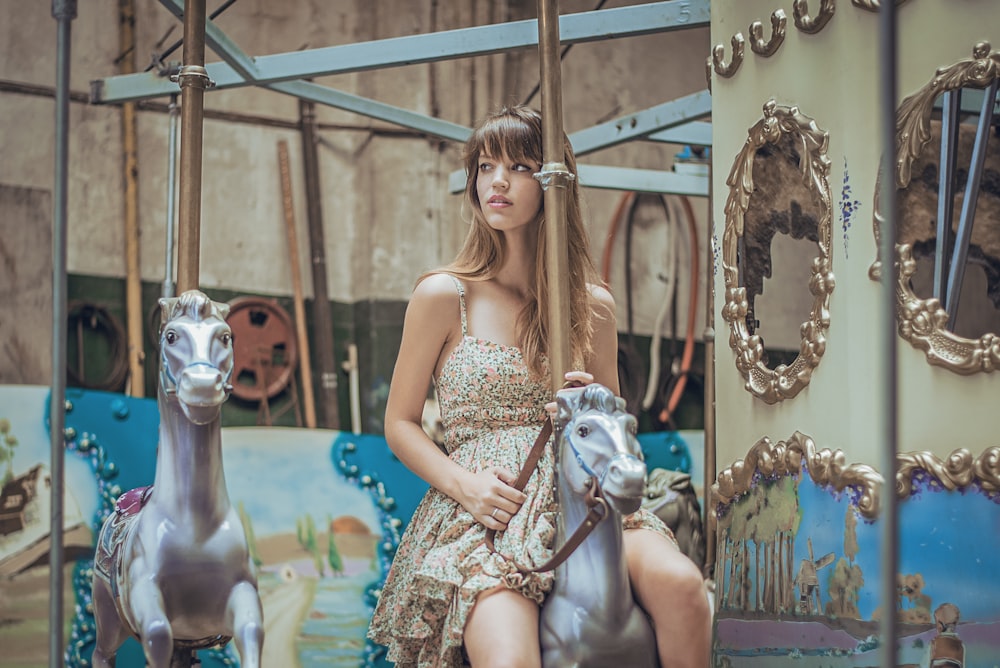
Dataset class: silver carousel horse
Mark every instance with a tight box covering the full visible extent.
[541,383,659,668]
[91,290,263,668]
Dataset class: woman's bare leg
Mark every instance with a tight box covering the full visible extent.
[625,528,712,668]
[464,587,542,668]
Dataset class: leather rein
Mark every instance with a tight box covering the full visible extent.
[484,417,610,574]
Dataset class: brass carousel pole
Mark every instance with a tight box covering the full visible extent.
[536,0,573,390]
[174,0,210,292]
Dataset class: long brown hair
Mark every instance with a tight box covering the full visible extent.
[426,105,602,379]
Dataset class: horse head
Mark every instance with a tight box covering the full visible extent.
[555,383,647,515]
[158,290,234,425]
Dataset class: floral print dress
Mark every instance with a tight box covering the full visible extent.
[367,275,672,667]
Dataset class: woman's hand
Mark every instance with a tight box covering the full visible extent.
[545,371,595,419]
[458,466,528,529]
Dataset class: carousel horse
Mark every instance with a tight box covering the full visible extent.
[91,290,263,668]
[541,383,659,668]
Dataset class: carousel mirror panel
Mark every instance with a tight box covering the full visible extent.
[722,100,835,404]
[870,42,1000,374]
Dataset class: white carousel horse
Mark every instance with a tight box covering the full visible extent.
[91,290,263,668]
[541,383,659,668]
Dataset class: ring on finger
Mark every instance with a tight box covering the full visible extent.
[491,508,499,520]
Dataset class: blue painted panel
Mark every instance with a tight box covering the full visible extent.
[637,430,692,474]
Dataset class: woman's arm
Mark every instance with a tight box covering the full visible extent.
[384,274,526,526]
[384,273,467,497]
[587,284,621,396]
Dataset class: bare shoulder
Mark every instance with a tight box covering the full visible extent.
[587,282,617,317]
[407,273,462,330]
[414,272,462,302]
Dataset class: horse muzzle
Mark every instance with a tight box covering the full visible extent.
[600,454,647,514]
[177,364,229,418]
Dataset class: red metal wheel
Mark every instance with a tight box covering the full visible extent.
[226,297,298,401]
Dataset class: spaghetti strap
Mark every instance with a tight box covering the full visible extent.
[447,274,468,337]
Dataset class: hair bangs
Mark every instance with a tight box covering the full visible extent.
[476,112,542,166]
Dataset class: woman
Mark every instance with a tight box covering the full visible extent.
[367,105,711,667]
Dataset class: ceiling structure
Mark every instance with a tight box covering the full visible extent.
[91,0,713,196]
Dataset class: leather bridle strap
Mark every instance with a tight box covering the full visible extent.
[517,480,608,574]
[484,419,610,574]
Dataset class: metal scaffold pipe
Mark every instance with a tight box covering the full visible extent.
[50,2,77,664]
[877,2,900,666]
[175,0,210,292]
[163,94,179,299]
[536,0,573,391]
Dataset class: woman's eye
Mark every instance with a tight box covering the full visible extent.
[479,162,493,172]
[514,163,532,172]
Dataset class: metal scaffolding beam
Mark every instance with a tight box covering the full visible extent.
[91,0,713,197]
[448,163,708,196]
[92,0,709,104]
[568,90,712,157]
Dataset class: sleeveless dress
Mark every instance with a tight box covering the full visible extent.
[367,275,673,668]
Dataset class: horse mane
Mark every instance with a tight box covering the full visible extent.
[558,383,627,428]
[578,384,619,413]
[159,290,230,332]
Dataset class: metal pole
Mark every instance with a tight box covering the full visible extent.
[163,94,180,299]
[174,0,210,293]
[50,1,76,664]
[536,0,573,390]
[877,2,900,666]
[703,165,717,583]
[299,99,341,429]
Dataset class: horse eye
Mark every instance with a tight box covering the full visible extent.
[220,332,232,345]
[577,425,590,438]
[164,330,177,345]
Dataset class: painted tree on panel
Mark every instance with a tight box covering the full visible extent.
[826,508,864,618]
[717,475,801,613]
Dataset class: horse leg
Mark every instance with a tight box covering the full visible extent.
[91,575,128,668]
[127,577,174,668]
[225,580,264,668]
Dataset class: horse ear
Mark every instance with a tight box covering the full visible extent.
[215,301,231,320]
[158,297,178,332]
[555,391,576,428]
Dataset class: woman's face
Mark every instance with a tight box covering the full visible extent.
[475,150,543,233]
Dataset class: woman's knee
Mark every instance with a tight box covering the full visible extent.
[464,589,541,668]
[625,531,709,611]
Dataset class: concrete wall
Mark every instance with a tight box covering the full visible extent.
[0,0,713,430]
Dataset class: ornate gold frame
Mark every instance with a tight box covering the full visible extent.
[713,435,1000,522]
[713,431,882,519]
[869,42,1000,375]
[897,447,1000,497]
[851,0,912,10]
[722,100,835,404]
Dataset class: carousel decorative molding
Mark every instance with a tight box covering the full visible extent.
[869,42,1000,375]
[879,244,1000,373]
[711,32,745,78]
[722,99,835,403]
[749,9,787,58]
[851,0,912,11]
[896,446,1000,498]
[793,0,836,34]
[713,431,883,520]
